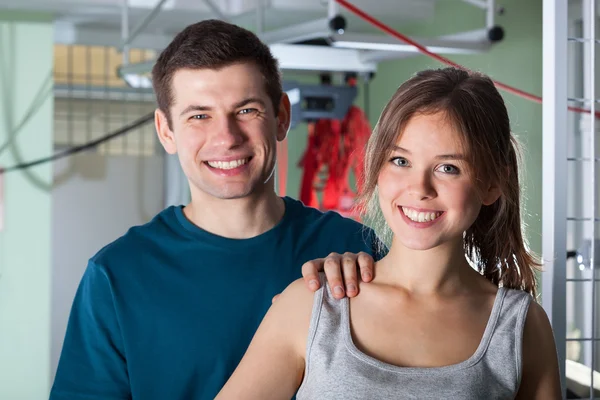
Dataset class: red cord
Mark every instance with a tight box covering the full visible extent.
[335,0,599,118]
[277,140,287,196]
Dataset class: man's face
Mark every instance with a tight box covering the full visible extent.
[155,63,290,202]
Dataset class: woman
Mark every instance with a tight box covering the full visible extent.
[216,67,562,399]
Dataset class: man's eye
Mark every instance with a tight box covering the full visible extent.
[191,114,208,120]
[239,108,257,115]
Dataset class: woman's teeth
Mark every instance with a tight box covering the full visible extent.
[207,158,249,170]
[402,207,442,223]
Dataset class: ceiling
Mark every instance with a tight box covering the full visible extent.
[0,0,440,48]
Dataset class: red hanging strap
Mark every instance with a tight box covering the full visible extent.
[276,139,288,196]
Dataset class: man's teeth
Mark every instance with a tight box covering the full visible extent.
[401,207,442,223]
[207,158,249,170]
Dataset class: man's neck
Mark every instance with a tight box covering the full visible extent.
[183,191,286,239]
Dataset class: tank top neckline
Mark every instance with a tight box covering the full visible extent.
[340,286,508,374]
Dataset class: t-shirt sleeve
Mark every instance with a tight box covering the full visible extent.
[50,260,131,400]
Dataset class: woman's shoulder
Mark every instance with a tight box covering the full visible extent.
[278,277,321,308]
[268,276,322,337]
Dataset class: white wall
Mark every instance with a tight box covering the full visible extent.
[51,153,165,379]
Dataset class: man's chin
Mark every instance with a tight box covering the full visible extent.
[195,185,256,201]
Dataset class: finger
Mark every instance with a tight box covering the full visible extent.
[341,252,359,297]
[301,259,323,292]
[272,294,280,304]
[323,254,345,299]
[357,252,375,282]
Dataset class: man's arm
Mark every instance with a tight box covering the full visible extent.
[217,279,313,400]
[515,301,562,400]
[50,261,131,400]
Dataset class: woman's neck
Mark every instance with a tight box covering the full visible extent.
[375,237,484,296]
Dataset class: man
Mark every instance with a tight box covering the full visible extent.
[50,19,377,400]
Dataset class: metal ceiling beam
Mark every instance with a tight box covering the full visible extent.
[115,43,377,89]
[202,0,230,22]
[257,18,333,44]
[255,0,264,33]
[118,0,169,51]
[54,23,171,49]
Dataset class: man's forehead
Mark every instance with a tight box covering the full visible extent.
[171,67,268,104]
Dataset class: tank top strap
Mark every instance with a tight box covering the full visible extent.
[486,287,532,385]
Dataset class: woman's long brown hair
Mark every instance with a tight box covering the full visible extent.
[356,67,541,297]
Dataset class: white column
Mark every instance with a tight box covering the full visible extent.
[542,0,569,395]
[0,12,54,399]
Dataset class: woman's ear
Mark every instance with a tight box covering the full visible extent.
[155,109,177,155]
[482,184,502,206]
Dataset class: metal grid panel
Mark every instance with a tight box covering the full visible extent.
[566,0,599,397]
[547,0,600,398]
[52,44,158,156]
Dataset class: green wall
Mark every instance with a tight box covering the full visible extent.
[284,0,543,255]
[0,13,54,399]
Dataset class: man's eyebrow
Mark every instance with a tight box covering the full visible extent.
[179,105,212,117]
[234,97,267,109]
[179,98,267,117]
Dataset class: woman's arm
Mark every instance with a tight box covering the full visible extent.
[216,278,315,400]
[515,301,562,400]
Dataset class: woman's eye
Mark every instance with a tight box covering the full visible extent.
[438,164,460,174]
[391,157,409,167]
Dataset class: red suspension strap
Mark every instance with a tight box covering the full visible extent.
[298,77,371,218]
[276,139,288,196]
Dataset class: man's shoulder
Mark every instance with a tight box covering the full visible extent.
[286,197,367,231]
[90,206,181,267]
[285,197,377,252]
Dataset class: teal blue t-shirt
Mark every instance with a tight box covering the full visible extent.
[51,197,378,400]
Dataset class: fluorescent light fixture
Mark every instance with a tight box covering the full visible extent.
[330,32,490,55]
[332,40,484,54]
[332,40,417,52]
[123,74,153,89]
[268,44,376,73]
[117,60,156,89]
[286,88,301,106]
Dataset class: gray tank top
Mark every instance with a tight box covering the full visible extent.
[296,273,532,400]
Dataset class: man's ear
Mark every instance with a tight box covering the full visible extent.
[275,92,291,142]
[482,184,502,206]
[155,109,177,155]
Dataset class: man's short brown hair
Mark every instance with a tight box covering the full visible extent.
[151,19,283,128]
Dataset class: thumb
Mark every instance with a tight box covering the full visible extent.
[272,293,281,304]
